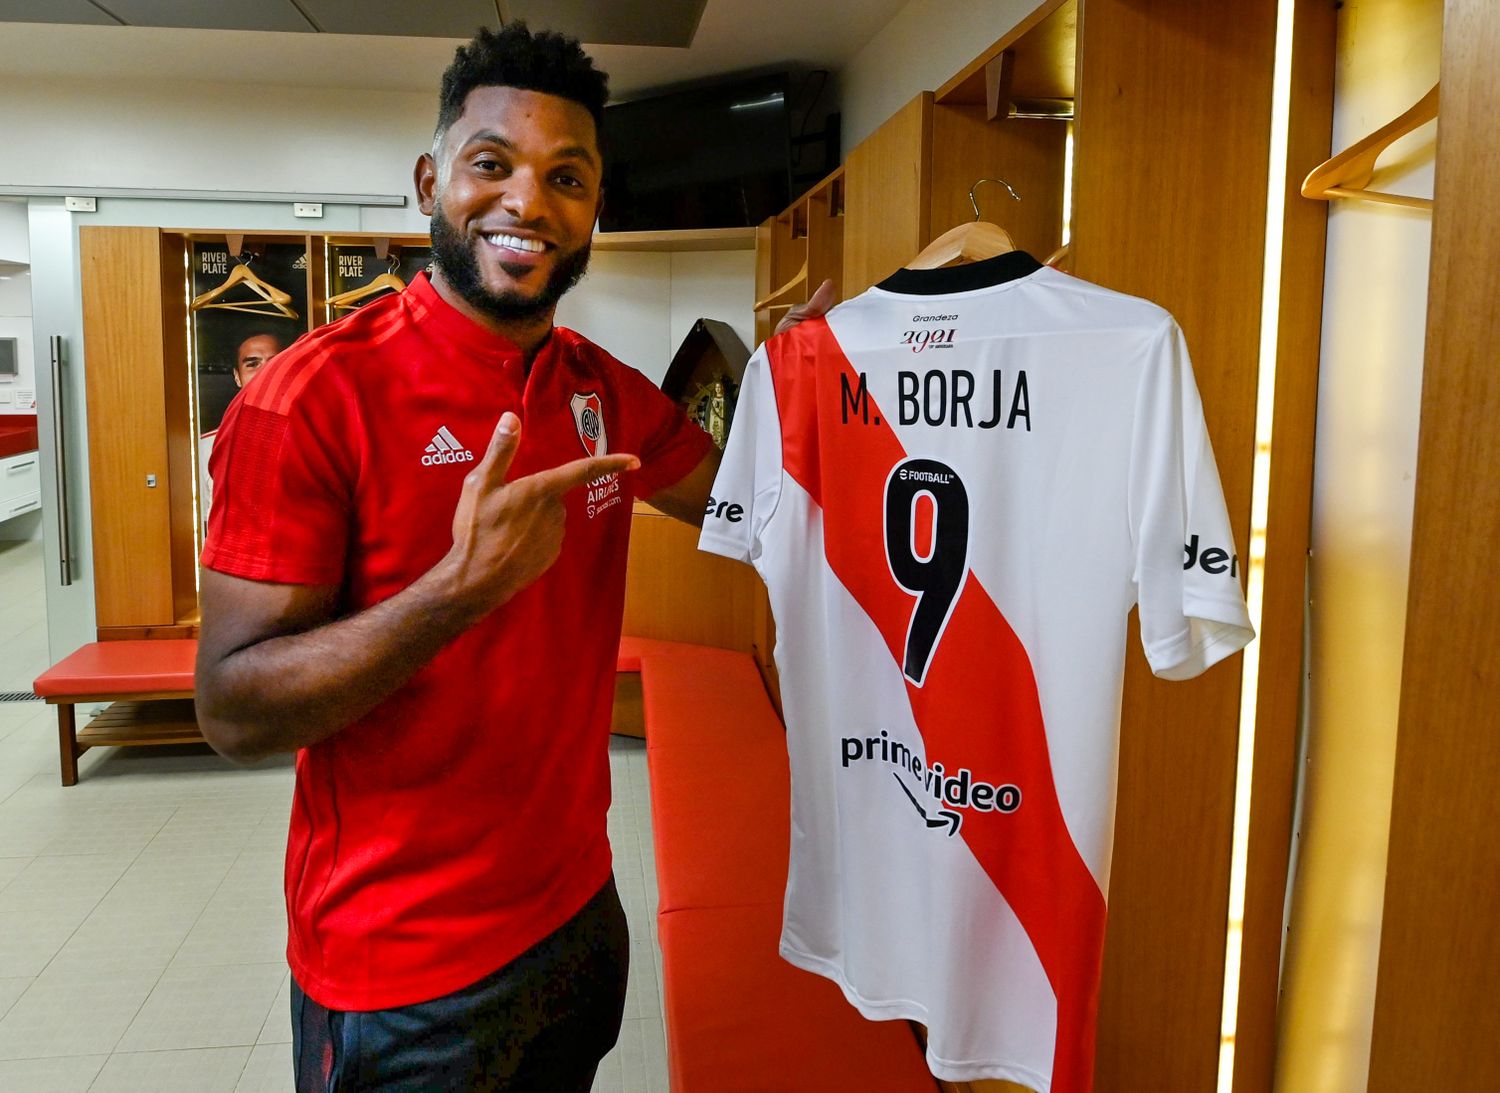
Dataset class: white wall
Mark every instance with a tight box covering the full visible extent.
[667,251,755,363]
[839,0,1038,155]
[0,201,29,263]
[556,252,673,381]
[1275,2,1442,1090]
[0,77,757,375]
[556,249,755,385]
[0,77,433,233]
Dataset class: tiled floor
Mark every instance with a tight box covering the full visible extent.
[0,540,670,1092]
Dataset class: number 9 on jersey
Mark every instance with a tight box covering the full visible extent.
[884,458,971,686]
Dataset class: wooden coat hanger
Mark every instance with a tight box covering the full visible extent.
[328,255,408,311]
[1302,84,1438,211]
[190,246,299,318]
[753,259,808,312]
[907,178,1019,270]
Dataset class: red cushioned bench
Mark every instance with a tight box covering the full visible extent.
[33,639,200,787]
[33,638,650,787]
[621,636,937,1092]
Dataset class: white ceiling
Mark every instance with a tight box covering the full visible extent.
[0,0,712,48]
[0,1,910,99]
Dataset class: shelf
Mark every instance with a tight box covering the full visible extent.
[169,227,755,253]
[592,228,756,252]
[935,0,1077,107]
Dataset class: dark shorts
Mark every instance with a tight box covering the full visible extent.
[291,877,630,1092]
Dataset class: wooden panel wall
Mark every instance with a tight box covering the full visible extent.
[1232,3,1339,1089]
[754,220,775,346]
[80,227,175,628]
[1366,1,1500,1088]
[621,503,766,655]
[929,108,1066,261]
[843,93,932,295]
[1070,2,1279,1090]
[805,182,846,305]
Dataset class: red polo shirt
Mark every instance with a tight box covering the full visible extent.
[202,273,712,1011]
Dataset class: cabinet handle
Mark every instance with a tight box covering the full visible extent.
[6,459,37,473]
[50,335,72,587]
[9,502,35,515]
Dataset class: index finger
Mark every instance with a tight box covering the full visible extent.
[527,452,641,497]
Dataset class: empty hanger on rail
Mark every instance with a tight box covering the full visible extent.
[1302,84,1438,211]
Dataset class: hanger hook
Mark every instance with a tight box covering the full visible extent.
[969,178,1021,220]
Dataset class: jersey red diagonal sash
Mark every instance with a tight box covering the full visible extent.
[766,320,1109,1093]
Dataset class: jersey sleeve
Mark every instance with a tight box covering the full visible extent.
[1129,319,1255,681]
[612,360,716,500]
[698,346,783,565]
[199,362,356,586]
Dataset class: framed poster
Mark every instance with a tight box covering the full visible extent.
[190,241,309,538]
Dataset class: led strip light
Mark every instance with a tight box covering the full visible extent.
[1217,0,1297,1087]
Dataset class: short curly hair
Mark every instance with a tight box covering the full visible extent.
[434,23,610,149]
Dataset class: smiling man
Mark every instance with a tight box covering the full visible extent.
[191,23,832,1092]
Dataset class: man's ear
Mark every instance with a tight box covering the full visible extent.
[595,187,606,224]
[415,152,438,216]
[232,371,244,389]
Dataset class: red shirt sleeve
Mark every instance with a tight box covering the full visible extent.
[200,350,358,586]
[608,355,716,500]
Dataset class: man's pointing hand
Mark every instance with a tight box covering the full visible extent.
[442,411,639,618]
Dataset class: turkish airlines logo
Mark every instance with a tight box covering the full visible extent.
[570,392,608,457]
[421,426,475,465]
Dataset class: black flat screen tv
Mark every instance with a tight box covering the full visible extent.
[600,74,791,232]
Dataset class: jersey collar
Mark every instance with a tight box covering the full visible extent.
[404,271,530,365]
[874,250,1043,295]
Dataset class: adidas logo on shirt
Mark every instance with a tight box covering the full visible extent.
[421,426,475,466]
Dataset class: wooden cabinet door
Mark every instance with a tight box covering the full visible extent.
[80,226,175,628]
[1071,2,1280,1089]
[929,106,1066,260]
[622,502,764,654]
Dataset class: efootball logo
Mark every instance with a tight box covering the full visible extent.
[570,392,608,457]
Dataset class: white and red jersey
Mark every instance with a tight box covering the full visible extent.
[699,251,1254,1090]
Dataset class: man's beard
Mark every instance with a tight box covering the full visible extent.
[429,199,591,323]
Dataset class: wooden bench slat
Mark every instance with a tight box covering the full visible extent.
[76,700,204,749]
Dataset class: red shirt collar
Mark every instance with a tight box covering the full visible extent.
[404,270,550,367]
